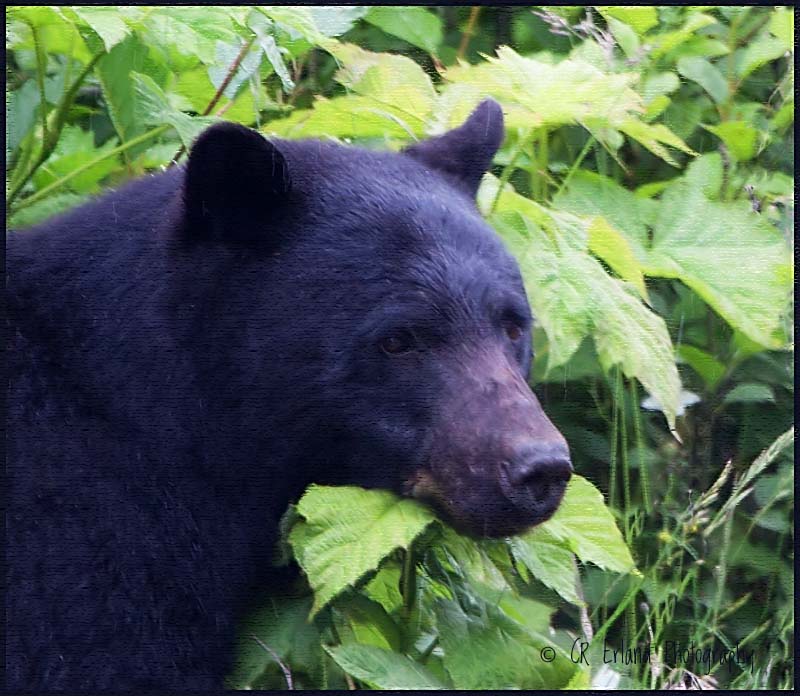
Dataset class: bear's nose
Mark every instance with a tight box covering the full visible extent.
[501,442,572,524]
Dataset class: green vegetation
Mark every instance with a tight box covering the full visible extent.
[6,6,794,690]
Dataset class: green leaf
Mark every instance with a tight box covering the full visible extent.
[131,72,217,149]
[328,43,437,123]
[266,95,423,140]
[444,46,642,131]
[8,191,89,229]
[508,529,582,605]
[365,7,443,54]
[337,594,403,652]
[735,35,787,81]
[288,486,436,614]
[597,6,658,35]
[310,7,368,38]
[702,121,759,161]
[72,7,132,52]
[723,383,775,405]
[605,17,640,59]
[435,598,576,689]
[587,217,648,300]
[31,125,119,194]
[647,164,793,349]
[227,593,322,690]
[618,119,696,167]
[486,179,681,426]
[363,562,404,614]
[769,7,794,52]
[531,475,637,574]
[677,56,728,105]
[649,12,716,60]
[325,643,448,689]
[676,344,726,389]
[554,170,655,262]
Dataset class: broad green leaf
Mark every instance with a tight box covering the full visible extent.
[554,170,655,261]
[365,7,443,54]
[649,12,716,59]
[259,6,327,45]
[642,71,680,103]
[444,46,642,131]
[508,529,581,605]
[8,192,89,230]
[363,562,403,614]
[289,485,436,614]
[597,6,658,35]
[438,528,509,591]
[325,643,447,689]
[31,125,119,194]
[605,17,639,59]
[337,594,402,652]
[208,39,265,100]
[435,598,576,689]
[647,168,793,349]
[724,383,775,405]
[227,594,322,690]
[676,344,726,389]
[619,119,696,167]
[328,43,437,122]
[265,95,423,140]
[677,56,728,105]
[310,7,368,37]
[248,11,293,92]
[769,7,794,52]
[72,7,131,52]
[8,7,93,63]
[735,35,788,81]
[532,475,637,574]
[7,80,39,154]
[587,217,648,300]
[485,177,680,425]
[142,7,241,65]
[702,121,759,161]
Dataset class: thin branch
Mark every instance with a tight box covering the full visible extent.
[7,52,103,206]
[457,7,481,61]
[11,125,170,213]
[251,635,293,690]
[168,36,256,166]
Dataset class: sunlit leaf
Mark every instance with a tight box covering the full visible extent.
[289,485,436,614]
[325,643,448,689]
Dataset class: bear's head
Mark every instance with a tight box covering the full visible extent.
[181,99,571,538]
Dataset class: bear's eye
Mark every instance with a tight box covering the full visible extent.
[504,322,523,341]
[380,330,417,356]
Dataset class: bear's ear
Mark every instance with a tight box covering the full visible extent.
[183,122,291,241]
[403,98,504,199]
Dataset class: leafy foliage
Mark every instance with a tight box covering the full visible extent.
[7,5,793,690]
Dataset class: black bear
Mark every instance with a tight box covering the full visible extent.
[7,99,571,690]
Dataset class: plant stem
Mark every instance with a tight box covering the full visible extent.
[7,52,104,207]
[31,23,49,146]
[490,129,533,214]
[630,380,652,514]
[457,7,481,61]
[11,124,170,213]
[168,36,256,166]
[554,133,595,198]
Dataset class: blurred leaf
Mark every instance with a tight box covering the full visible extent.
[768,7,795,52]
[365,7,443,54]
[677,344,726,389]
[363,562,403,614]
[310,7,368,37]
[531,475,637,575]
[605,17,639,59]
[724,383,775,404]
[71,7,132,52]
[597,6,658,35]
[618,119,696,167]
[677,56,728,105]
[702,121,759,161]
[329,43,437,122]
[735,36,788,81]
[325,643,447,689]
[289,485,436,614]
[8,191,89,229]
[649,12,716,59]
